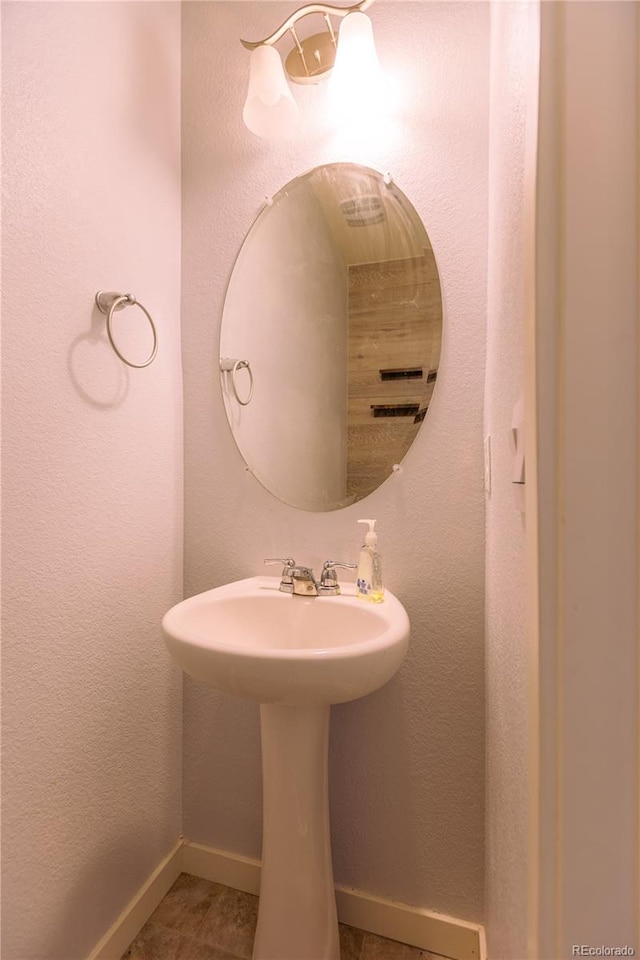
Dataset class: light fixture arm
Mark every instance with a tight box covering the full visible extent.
[240,0,376,51]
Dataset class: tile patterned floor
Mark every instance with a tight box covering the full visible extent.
[121,873,445,960]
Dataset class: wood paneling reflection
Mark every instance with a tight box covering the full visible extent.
[346,253,442,499]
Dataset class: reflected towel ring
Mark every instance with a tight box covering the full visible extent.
[95,291,158,369]
[220,357,254,405]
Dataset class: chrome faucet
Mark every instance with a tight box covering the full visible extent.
[289,565,319,596]
[264,558,296,593]
[264,558,356,597]
[318,560,357,596]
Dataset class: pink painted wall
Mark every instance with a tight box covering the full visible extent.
[484,2,539,957]
[181,1,489,921]
[2,4,183,958]
[534,3,639,955]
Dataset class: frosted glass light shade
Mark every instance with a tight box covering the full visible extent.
[243,45,299,139]
[328,12,386,121]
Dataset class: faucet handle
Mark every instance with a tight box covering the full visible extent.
[264,558,296,593]
[319,560,357,595]
[322,560,357,574]
[264,557,295,576]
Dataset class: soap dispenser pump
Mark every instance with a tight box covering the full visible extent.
[356,519,384,603]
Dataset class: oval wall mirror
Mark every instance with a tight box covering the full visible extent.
[220,162,443,512]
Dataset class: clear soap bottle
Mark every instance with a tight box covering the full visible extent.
[356,519,384,603]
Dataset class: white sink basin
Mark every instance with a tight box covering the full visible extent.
[162,576,409,705]
[162,575,410,960]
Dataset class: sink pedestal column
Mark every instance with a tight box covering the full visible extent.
[253,703,340,960]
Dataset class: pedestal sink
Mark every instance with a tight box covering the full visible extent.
[162,576,410,960]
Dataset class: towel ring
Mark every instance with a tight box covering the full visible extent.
[220,357,254,406]
[95,291,158,369]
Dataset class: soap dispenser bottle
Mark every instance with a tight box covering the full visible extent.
[356,519,384,603]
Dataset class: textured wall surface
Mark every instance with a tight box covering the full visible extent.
[182,1,488,921]
[2,4,183,958]
[483,2,538,957]
[534,4,639,955]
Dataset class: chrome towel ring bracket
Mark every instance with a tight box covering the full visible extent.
[220,357,254,405]
[95,291,158,369]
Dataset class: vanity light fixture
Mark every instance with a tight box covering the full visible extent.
[241,0,381,139]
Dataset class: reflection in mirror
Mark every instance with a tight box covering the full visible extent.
[220,163,442,512]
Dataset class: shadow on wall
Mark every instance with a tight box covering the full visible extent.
[67,304,130,409]
[330,673,421,899]
[182,681,264,856]
[41,830,164,960]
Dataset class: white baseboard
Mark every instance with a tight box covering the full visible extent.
[87,839,183,960]
[182,839,261,895]
[86,838,485,960]
[334,885,483,960]
[182,840,485,960]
